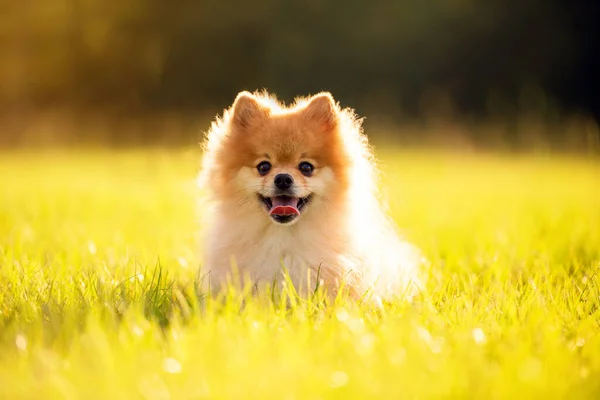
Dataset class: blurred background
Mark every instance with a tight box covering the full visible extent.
[0,0,598,151]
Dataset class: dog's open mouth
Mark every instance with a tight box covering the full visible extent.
[259,194,313,224]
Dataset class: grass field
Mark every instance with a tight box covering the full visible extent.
[0,147,599,399]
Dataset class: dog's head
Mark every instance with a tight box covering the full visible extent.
[207,91,351,226]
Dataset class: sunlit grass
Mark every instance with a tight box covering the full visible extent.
[0,148,599,398]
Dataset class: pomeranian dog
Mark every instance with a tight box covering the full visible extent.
[198,90,425,303]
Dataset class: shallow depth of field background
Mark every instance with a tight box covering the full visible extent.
[1,1,599,399]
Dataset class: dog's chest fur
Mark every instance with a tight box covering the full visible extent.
[203,212,350,295]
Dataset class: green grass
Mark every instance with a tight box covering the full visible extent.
[0,147,599,399]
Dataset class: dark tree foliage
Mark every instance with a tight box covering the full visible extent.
[0,0,596,120]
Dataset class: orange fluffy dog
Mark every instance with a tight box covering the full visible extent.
[199,90,424,302]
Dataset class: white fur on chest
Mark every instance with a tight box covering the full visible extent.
[203,212,345,294]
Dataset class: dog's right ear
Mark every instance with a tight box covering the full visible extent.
[231,92,269,129]
[303,92,338,132]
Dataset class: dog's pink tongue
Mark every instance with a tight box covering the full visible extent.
[269,196,300,216]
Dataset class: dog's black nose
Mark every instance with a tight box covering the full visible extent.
[274,173,294,190]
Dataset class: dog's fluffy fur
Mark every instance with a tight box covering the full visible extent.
[199,90,425,302]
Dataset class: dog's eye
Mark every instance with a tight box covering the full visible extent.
[298,161,314,176]
[256,161,271,175]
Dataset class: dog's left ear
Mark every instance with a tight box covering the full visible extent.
[231,91,270,130]
[303,93,338,132]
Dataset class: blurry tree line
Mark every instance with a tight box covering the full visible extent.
[0,0,597,148]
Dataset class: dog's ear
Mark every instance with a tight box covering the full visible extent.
[303,92,338,132]
[231,92,269,129]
